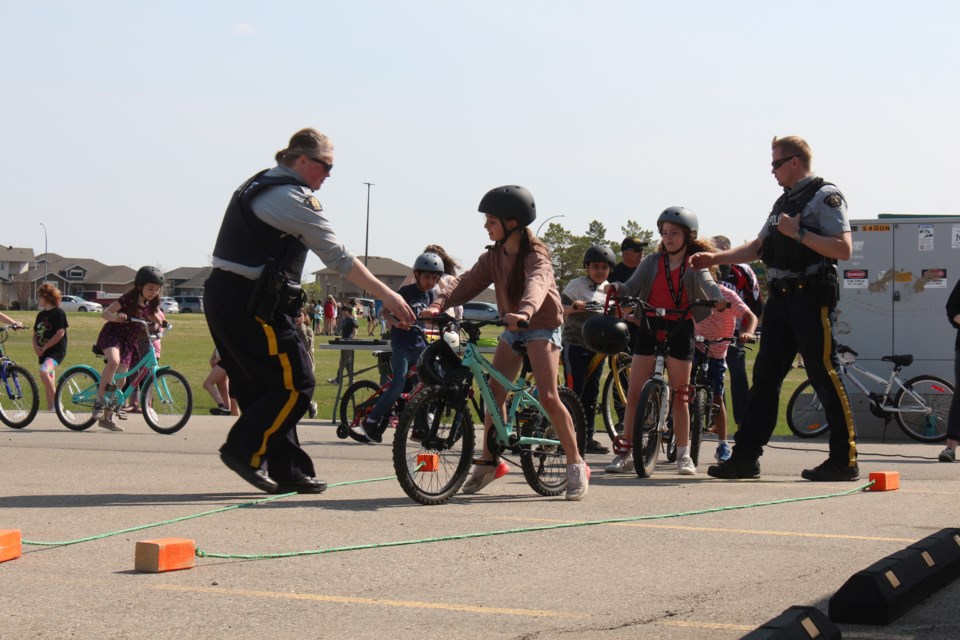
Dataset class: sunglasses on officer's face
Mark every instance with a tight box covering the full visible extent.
[771,155,798,170]
[308,156,334,172]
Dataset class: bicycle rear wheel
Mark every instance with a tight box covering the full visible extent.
[894,375,953,443]
[338,380,382,438]
[786,380,829,438]
[601,354,631,441]
[632,380,664,478]
[393,384,475,505]
[0,364,40,429]
[141,370,193,434]
[519,386,587,496]
[55,368,99,430]
[688,387,708,466]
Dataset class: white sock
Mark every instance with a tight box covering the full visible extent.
[676,446,689,459]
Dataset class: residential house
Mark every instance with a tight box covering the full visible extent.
[165,266,211,296]
[15,253,136,309]
[0,245,35,309]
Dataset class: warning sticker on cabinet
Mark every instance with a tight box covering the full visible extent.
[843,269,868,289]
[920,268,947,289]
[919,224,934,251]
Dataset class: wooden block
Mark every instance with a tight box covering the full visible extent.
[135,538,196,573]
[868,471,900,492]
[0,529,22,563]
[416,454,439,472]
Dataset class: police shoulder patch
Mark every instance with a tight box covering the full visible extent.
[305,196,323,212]
[823,193,844,209]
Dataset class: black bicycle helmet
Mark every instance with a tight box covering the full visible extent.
[656,206,699,240]
[135,266,165,288]
[583,245,616,268]
[413,252,444,273]
[478,185,536,227]
[581,315,630,356]
[417,338,463,386]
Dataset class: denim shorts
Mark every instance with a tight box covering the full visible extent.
[500,327,563,351]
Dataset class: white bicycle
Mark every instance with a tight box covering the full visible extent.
[787,343,953,443]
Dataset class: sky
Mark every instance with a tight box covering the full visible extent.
[2,1,958,280]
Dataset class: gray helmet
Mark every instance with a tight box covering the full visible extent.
[657,206,699,240]
[413,252,444,273]
[581,315,630,356]
[135,266,165,288]
[478,185,536,227]
[583,245,616,268]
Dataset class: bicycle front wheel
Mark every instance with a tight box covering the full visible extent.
[393,384,475,505]
[0,364,40,429]
[633,380,665,478]
[688,387,708,466]
[55,368,99,430]
[786,380,829,438]
[894,375,953,443]
[601,353,631,441]
[142,370,193,434]
[519,386,587,496]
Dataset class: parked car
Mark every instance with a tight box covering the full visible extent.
[160,297,180,314]
[173,295,204,313]
[59,295,103,313]
[462,301,500,322]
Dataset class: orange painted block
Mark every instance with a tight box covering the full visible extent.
[135,538,196,573]
[416,454,439,472]
[868,471,900,492]
[0,529,22,563]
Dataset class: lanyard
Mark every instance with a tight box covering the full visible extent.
[662,252,686,308]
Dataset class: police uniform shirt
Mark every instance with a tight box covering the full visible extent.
[212,165,355,280]
[758,174,850,279]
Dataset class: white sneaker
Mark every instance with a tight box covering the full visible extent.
[566,461,589,501]
[678,455,696,475]
[461,460,508,494]
[604,454,634,474]
[98,416,124,432]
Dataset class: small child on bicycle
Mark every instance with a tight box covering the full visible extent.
[693,281,757,462]
[562,245,617,455]
[605,207,725,476]
[349,252,445,443]
[420,185,589,501]
[91,266,166,432]
[32,284,68,411]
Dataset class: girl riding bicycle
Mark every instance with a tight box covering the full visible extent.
[420,185,588,501]
[32,284,68,412]
[605,207,725,476]
[350,252,446,444]
[91,266,166,432]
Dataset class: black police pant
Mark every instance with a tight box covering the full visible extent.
[733,290,858,467]
[204,274,316,483]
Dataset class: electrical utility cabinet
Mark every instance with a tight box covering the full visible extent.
[833,215,958,439]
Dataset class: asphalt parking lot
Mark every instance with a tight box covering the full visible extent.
[1,413,957,639]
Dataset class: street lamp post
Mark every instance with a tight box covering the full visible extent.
[363,182,375,267]
[535,214,565,238]
[39,223,48,283]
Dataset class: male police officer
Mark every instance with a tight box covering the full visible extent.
[205,128,415,493]
[609,235,646,284]
[691,135,858,481]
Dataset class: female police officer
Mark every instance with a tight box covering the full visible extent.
[205,128,415,493]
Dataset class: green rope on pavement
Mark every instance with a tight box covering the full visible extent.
[21,474,396,547]
[194,480,875,560]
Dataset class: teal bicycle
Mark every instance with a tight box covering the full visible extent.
[392,317,586,505]
[54,318,193,434]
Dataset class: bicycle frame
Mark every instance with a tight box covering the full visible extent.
[0,331,25,399]
[461,339,561,449]
[836,360,916,416]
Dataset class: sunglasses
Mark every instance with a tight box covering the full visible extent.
[771,155,798,170]
[308,156,334,172]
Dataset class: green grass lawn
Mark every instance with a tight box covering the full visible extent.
[1,310,805,435]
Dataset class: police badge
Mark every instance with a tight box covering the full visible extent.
[823,194,844,208]
[305,196,323,212]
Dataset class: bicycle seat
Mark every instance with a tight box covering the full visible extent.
[881,354,913,368]
[92,344,104,356]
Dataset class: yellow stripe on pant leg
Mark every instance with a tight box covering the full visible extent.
[251,321,302,468]
[820,306,858,465]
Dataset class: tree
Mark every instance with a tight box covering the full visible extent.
[616,220,656,253]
